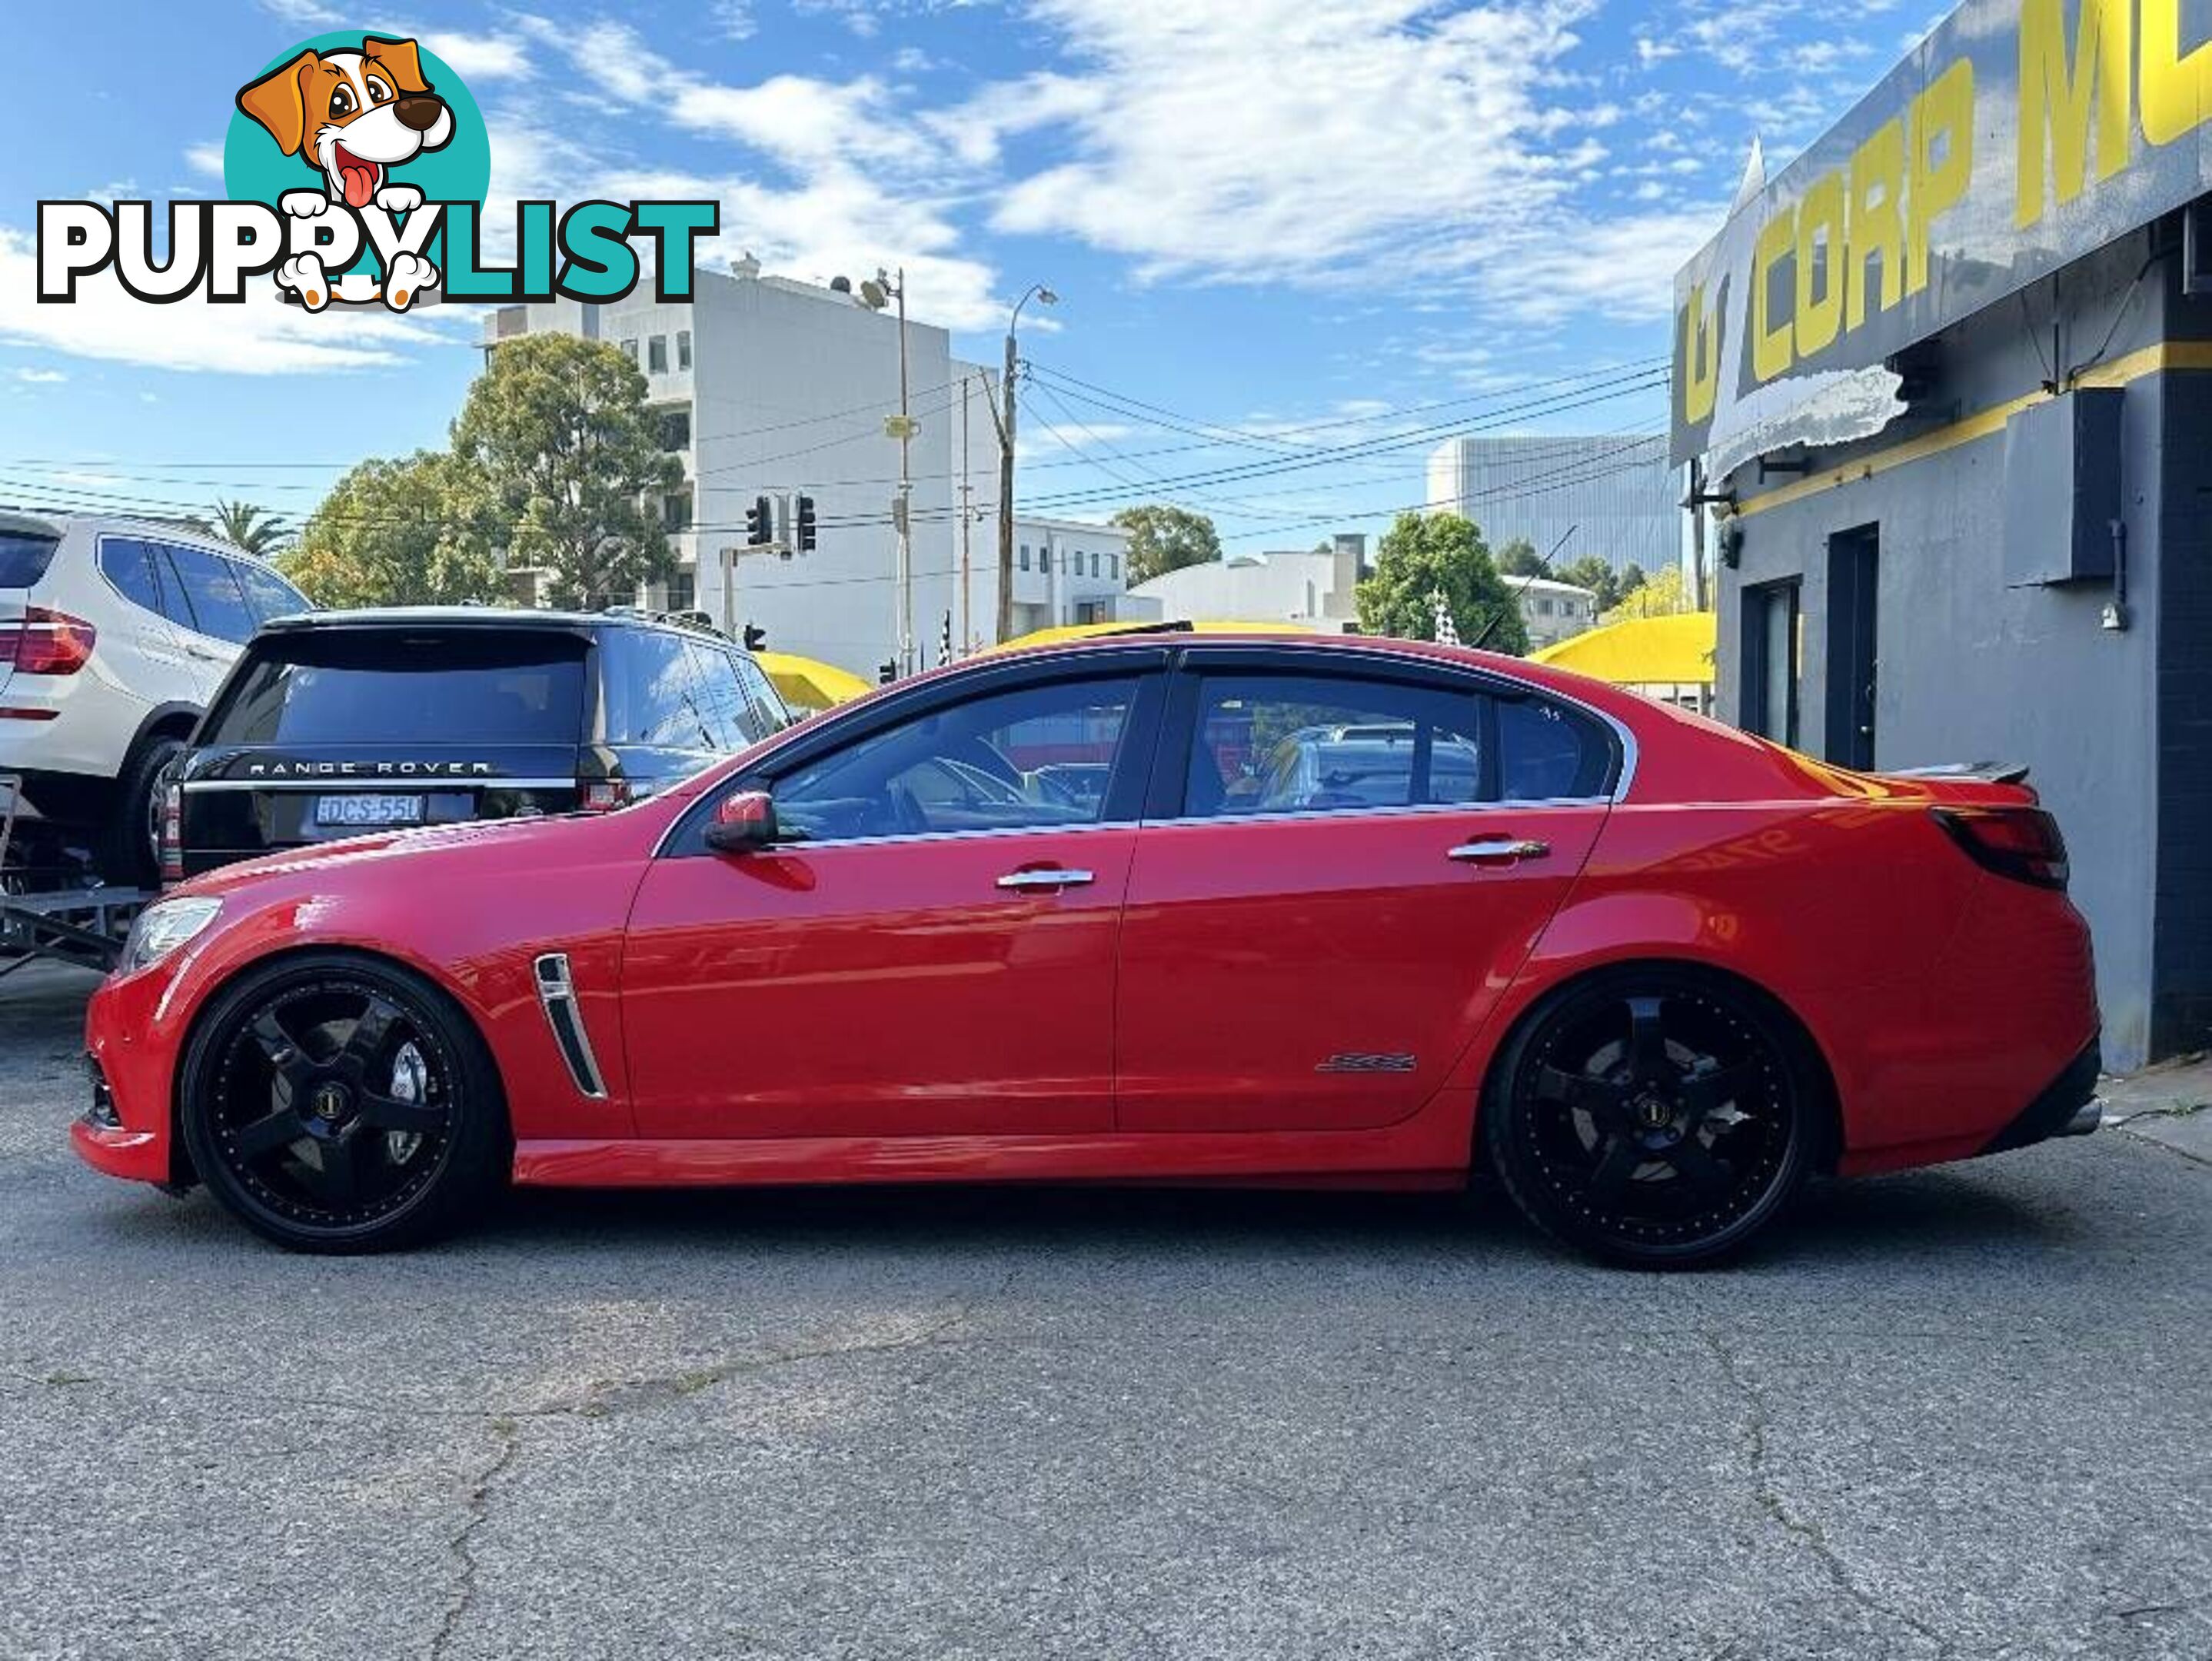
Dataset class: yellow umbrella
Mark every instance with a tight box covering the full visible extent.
[986,618,1318,654]
[1528,612,1716,685]
[753,650,873,711]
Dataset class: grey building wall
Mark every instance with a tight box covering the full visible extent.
[1426,435,1676,574]
[1712,231,2204,1069]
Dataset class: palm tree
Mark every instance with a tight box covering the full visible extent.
[209,498,291,558]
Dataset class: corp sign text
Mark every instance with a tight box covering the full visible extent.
[1672,0,2212,467]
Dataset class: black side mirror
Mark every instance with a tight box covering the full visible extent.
[703,789,779,854]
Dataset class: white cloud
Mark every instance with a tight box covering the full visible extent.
[421,32,534,82]
[15,367,67,384]
[710,1,757,40]
[1476,208,1722,325]
[258,0,341,24]
[508,16,1005,330]
[184,144,225,180]
[0,227,454,374]
[971,0,1602,290]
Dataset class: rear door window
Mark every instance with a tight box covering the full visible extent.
[207,630,589,746]
[685,642,760,749]
[0,529,61,589]
[161,544,258,644]
[732,652,791,737]
[1496,695,1612,801]
[1184,673,1488,817]
[97,538,165,616]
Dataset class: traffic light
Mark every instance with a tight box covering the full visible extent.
[795,494,817,554]
[742,623,767,652]
[744,495,772,547]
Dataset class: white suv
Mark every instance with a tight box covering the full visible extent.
[0,511,312,884]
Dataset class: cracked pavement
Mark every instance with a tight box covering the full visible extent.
[2,961,2208,1660]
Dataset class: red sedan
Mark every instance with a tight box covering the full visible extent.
[74,634,2101,1265]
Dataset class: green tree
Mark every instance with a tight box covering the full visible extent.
[1618,562,1648,597]
[280,451,507,609]
[1355,512,1528,655]
[1109,504,1222,585]
[209,499,291,558]
[451,333,680,610]
[1556,554,1620,612]
[1602,564,1691,624]
[1495,538,1549,579]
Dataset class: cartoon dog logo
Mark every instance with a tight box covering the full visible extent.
[236,36,451,311]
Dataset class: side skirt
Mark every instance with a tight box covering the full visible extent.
[512,1099,1478,1191]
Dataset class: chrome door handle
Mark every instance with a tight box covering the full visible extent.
[1447,837,1550,864]
[996,867,1095,890]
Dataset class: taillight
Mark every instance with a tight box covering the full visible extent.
[1931,806,2070,890]
[159,783,184,887]
[0,607,98,675]
[579,779,632,814]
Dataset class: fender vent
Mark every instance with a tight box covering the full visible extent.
[533,953,609,1100]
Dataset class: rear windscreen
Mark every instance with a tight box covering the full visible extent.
[208,630,589,747]
[0,531,60,589]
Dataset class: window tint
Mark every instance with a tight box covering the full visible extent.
[1185,674,1486,818]
[163,544,258,644]
[647,335,668,374]
[98,538,162,614]
[235,560,310,622]
[1496,696,1610,801]
[0,530,61,589]
[602,629,713,749]
[731,651,790,737]
[676,329,692,370]
[684,641,757,750]
[208,631,587,746]
[775,676,1136,842]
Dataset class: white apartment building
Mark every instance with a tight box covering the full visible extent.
[1130,534,1597,648]
[481,262,1128,676]
[1127,536,1369,631]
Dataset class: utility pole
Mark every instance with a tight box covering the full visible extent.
[996,327,1017,645]
[893,267,913,677]
[959,373,973,657]
[994,283,1056,644]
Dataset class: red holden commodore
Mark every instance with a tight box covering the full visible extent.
[73,633,2101,1265]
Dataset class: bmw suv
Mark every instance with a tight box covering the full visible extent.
[0,510,313,884]
[170,607,793,880]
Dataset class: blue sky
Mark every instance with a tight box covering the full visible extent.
[0,0,1941,552]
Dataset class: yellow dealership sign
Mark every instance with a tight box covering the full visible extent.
[1672,0,2212,468]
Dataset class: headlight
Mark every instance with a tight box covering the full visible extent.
[118,897,223,975]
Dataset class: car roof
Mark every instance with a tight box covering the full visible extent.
[255,605,726,641]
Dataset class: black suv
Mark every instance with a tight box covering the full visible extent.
[171,608,793,880]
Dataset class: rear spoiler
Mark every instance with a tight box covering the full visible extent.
[1884,761,2032,785]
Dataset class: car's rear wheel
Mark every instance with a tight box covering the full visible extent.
[1484,968,1818,1267]
[178,954,507,1253]
[102,734,185,887]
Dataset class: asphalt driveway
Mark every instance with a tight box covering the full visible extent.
[2,960,2207,1661]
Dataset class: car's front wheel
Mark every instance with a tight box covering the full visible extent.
[1484,968,1821,1267]
[178,954,507,1253]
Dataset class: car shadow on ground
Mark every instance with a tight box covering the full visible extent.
[78,1155,2091,1275]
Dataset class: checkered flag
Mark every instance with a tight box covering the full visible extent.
[940,611,953,667]
[1431,589,1461,646]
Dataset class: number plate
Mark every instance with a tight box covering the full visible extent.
[317,793,424,827]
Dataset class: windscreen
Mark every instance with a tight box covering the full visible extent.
[208,629,589,747]
[0,531,61,589]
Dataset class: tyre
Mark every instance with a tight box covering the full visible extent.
[101,734,185,887]
[1483,967,1820,1267]
[178,953,508,1253]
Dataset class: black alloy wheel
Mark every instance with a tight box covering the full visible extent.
[180,954,507,1252]
[1485,970,1818,1267]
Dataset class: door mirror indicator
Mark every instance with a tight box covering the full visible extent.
[704,789,779,854]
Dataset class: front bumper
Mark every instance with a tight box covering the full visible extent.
[1979,1037,2103,1156]
[70,968,180,1186]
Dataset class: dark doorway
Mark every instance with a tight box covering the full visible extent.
[1740,578,1801,748]
[1826,526,1879,768]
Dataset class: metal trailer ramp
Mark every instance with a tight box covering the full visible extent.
[1,774,147,980]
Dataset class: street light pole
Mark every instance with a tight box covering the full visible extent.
[995,282,1056,644]
[891,267,913,676]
